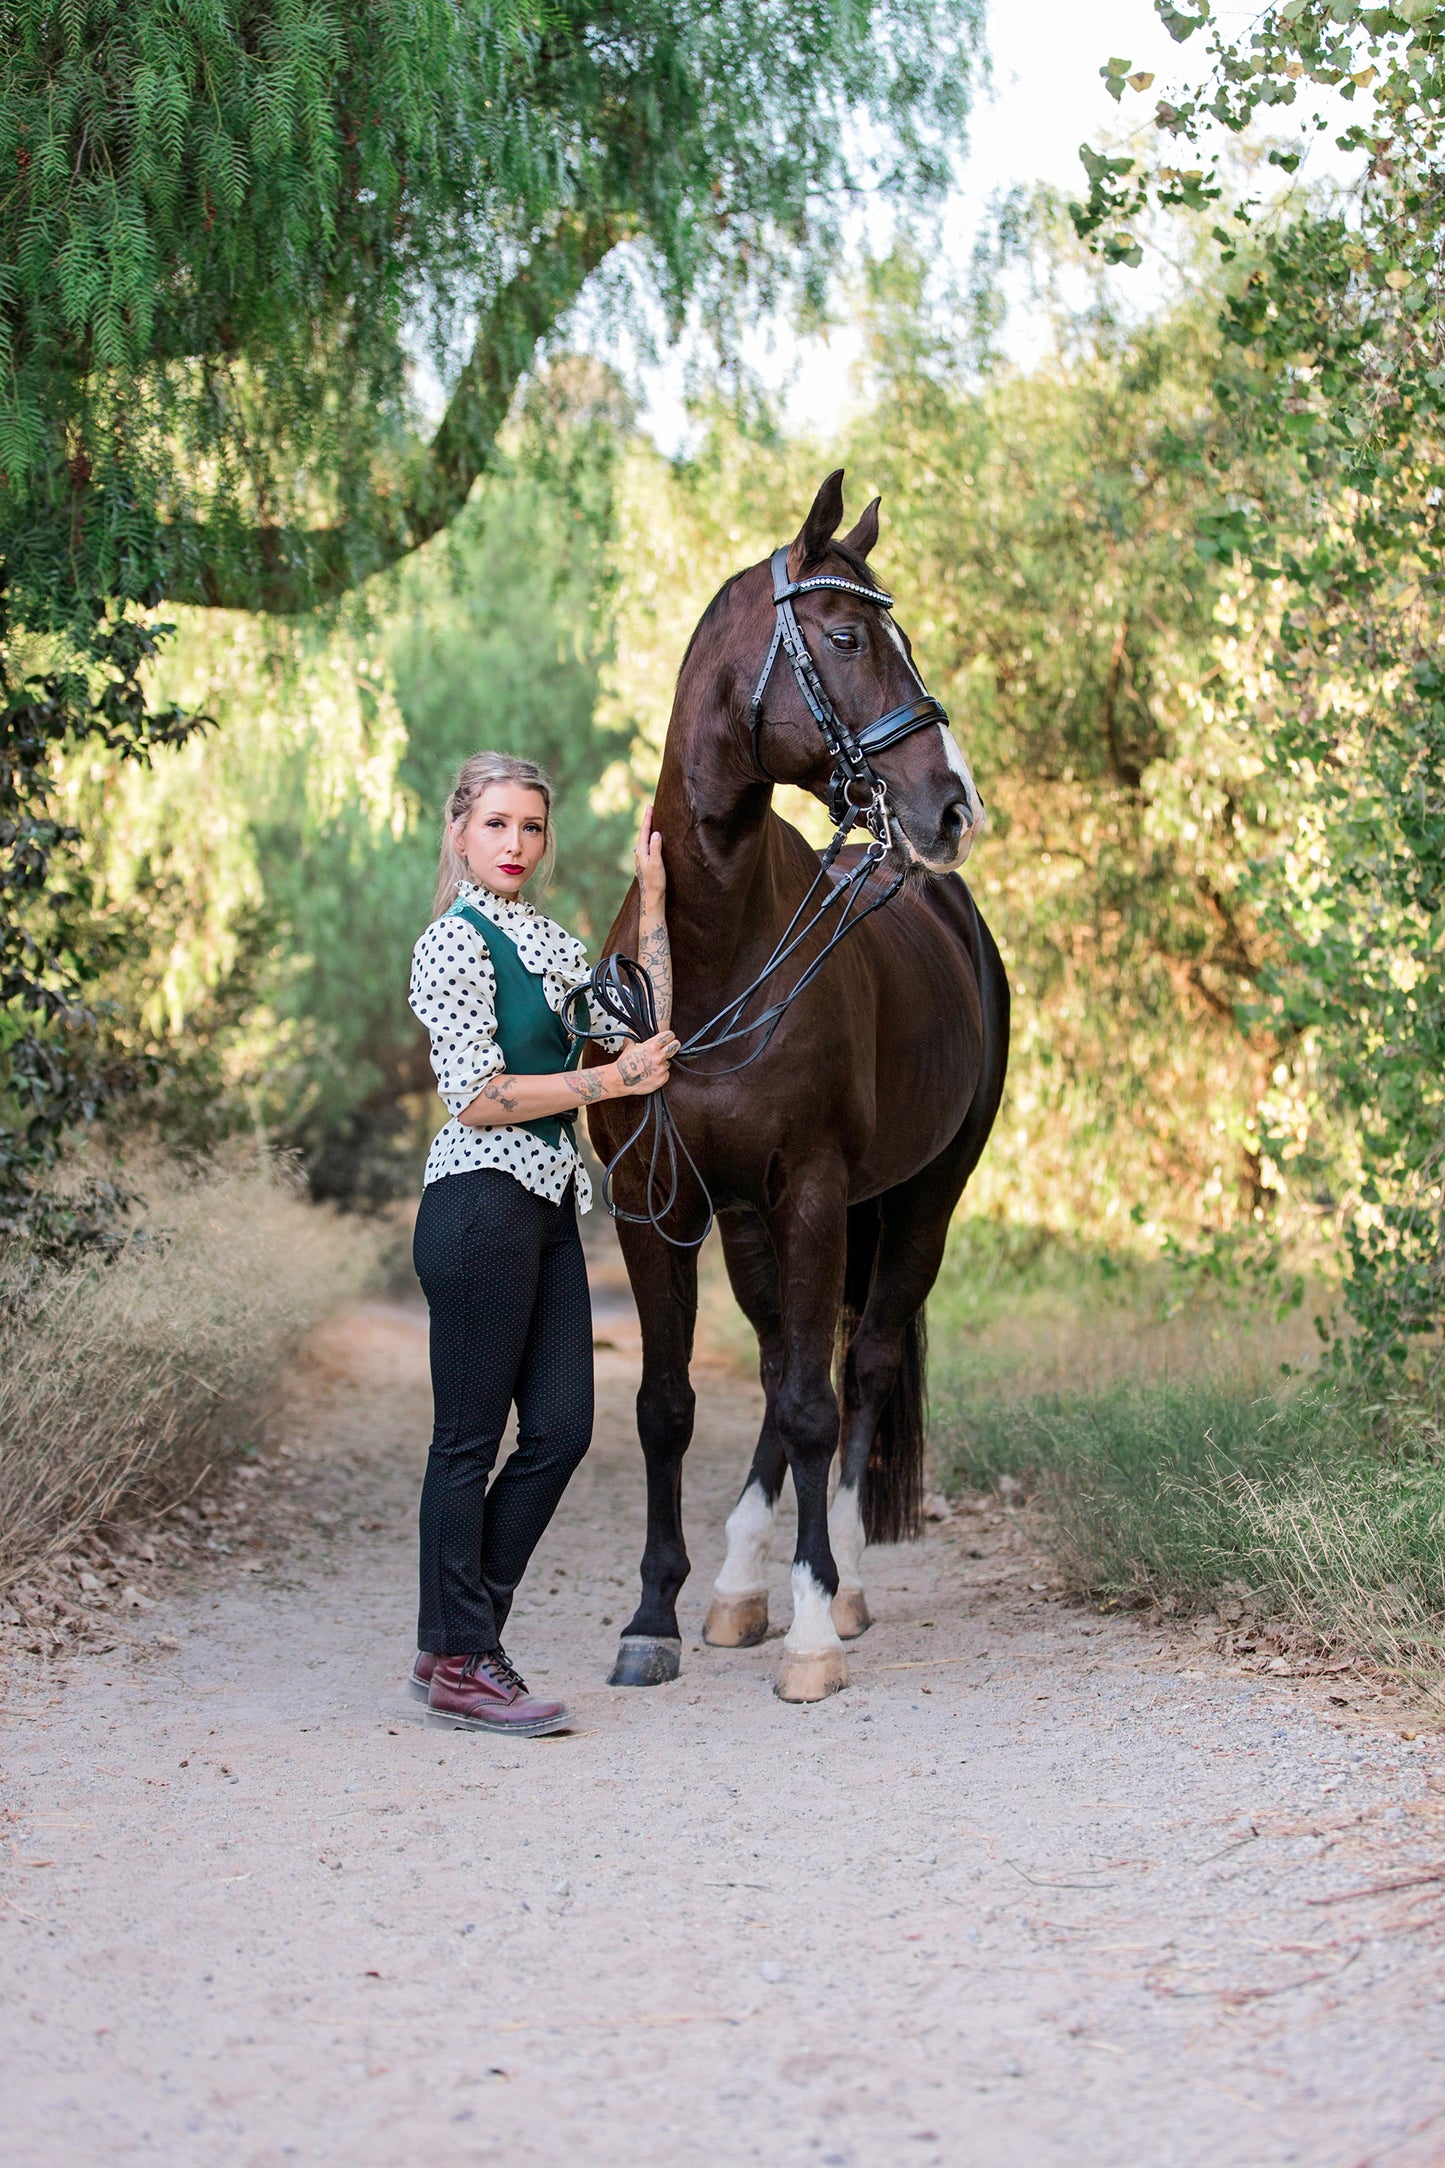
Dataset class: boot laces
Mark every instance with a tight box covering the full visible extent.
[490,1646,527,1695]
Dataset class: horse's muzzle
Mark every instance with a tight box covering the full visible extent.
[897,787,986,874]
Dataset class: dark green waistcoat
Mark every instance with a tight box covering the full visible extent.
[447,901,583,1150]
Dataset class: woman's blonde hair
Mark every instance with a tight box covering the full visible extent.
[432,751,556,919]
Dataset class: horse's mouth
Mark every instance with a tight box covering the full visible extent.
[893,803,987,876]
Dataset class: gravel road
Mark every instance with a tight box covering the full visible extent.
[3,1277,1444,2168]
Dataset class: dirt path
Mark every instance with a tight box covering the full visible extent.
[3,1281,1445,2168]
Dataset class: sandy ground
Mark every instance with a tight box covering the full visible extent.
[3,1266,1445,2168]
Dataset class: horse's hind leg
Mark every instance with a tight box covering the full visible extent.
[831,1151,972,1637]
[765,1171,851,1702]
[608,1224,699,1687]
[704,1210,787,1648]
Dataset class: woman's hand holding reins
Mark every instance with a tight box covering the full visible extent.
[609,1030,680,1098]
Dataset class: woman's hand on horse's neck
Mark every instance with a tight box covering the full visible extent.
[636,804,674,1032]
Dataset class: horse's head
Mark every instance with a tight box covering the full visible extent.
[741,470,985,871]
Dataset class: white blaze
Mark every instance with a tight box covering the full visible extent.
[714,1481,775,1596]
[880,616,986,862]
[939,723,986,860]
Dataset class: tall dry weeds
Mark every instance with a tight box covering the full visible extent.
[0,1153,376,1585]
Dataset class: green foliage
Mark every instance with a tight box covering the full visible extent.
[0,601,206,1242]
[1215,232,1445,1373]
[0,0,985,624]
[1067,4,1445,1377]
[0,0,984,1225]
[938,1372,1445,1680]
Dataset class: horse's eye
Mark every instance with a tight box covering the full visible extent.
[828,626,863,652]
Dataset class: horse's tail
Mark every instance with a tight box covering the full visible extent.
[862,1308,927,1545]
[838,1206,928,1546]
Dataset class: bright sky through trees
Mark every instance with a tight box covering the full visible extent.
[627,0,1355,451]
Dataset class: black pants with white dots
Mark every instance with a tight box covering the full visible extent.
[413,1168,593,1656]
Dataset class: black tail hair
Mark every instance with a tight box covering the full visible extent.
[860,1307,927,1545]
[838,1201,928,1549]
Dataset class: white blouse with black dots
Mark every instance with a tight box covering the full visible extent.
[409,881,620,1211]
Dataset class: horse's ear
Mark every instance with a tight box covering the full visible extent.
[840,496,881,561]
[786,469,846,579]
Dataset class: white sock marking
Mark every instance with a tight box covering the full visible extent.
[784,1563,845,1654]
[828,1482,866,1591]
[714,1480,775,1596]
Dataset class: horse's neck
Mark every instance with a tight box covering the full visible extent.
[654,731,784,986]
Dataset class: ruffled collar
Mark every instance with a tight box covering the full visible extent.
[456,878,537,926]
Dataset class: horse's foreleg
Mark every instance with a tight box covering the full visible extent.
[608,1227,698,1688]
[704,1210,786,1648]
[768,1178,849,1703]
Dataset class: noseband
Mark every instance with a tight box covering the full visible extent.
[749,546,950,842]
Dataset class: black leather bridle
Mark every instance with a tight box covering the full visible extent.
[748,545,951,843]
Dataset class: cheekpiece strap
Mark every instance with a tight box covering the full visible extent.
[748,544,938,819]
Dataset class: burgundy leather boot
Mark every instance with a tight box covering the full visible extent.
[406,1652,435,1702]
[426,1649,570,1736]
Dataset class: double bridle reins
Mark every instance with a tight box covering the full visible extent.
[566,544,954,1246]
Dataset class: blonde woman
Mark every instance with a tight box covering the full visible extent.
[407,752,678,1735]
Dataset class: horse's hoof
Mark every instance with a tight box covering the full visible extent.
[831,1587,873,1640]
[775,1645,848,1702]
[607,1635,682,1687]
[703,1592,769,1647]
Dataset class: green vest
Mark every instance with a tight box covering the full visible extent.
[447,900,583,1150]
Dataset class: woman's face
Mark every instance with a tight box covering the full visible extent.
[455,783,549,898]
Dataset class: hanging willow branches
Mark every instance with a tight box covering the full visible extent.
[0,0,984,1224]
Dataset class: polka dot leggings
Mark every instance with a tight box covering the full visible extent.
[413,1168,593,1656]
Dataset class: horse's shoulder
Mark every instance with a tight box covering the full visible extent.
[827,850,981,964]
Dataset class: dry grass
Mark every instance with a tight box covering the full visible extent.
[0,1151,378,1587]
[929,1221,1445,1709]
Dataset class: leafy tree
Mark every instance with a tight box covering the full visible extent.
[1072,2,1445,1377]
[596,237,1324,1247]
[66,374,638,1203]
[0,0,984,1224]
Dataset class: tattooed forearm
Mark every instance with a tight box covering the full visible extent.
[565,1069,609,1105]
[463,1064,619,1125]
[476,1074,521,1116]
[639,918,673,1030]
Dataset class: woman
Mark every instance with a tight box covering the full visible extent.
[407,751,678,1735]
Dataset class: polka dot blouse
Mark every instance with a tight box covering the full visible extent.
[409,881,620,1211]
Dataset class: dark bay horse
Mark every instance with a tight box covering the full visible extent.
[587,471,1009,1701]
